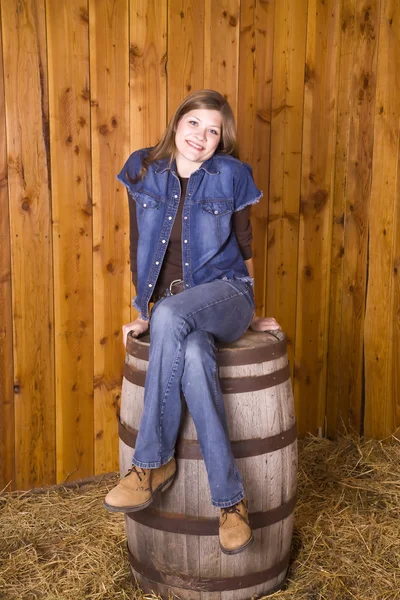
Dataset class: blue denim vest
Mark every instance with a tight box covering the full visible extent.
[117,149,262,319]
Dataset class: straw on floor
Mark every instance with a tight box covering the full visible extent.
[1,436,399,600]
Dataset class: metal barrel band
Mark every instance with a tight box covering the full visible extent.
[128,546,291,592]
[118,417,297,459]
[126,331,288,366]
[126,494,296,535]
[123,361,291,394]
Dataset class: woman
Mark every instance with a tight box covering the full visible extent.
[104,90,279,555]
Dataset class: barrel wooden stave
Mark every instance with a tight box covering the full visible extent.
[120,332,297,599]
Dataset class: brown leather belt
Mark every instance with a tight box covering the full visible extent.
[152,279,185,303]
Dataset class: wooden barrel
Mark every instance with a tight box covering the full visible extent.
[119,329,297,599]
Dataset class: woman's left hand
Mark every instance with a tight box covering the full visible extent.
[249,316,281,332]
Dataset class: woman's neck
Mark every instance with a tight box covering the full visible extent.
[175,154,203,178]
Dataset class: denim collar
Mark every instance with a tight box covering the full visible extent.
[155,154,220,175]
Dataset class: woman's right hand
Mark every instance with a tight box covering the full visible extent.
[122,318,149,347]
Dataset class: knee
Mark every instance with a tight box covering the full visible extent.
[184,331,216,368]
[150,300,186,337]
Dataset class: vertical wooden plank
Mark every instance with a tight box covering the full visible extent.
[266,0,308,365]
[364,0,400,438]
[389,130,400,436]
[237,0,275,317]
[130,0,167,323]
[130,0,167,151]
[0,9,15,490]
[2,0,55,488]
[90,0,130,475]
[294,0,341,436]
[326,0,380,437]
[204,0,240,120]
[46,0,93,482]
[167,0,204,119]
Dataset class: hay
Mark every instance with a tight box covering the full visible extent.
[1,436,399,600]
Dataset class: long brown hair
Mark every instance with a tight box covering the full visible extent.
[132,90,237,182]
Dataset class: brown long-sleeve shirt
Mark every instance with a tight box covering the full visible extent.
[128,177,253,297]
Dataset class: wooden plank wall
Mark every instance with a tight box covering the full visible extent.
[0,0,399,490]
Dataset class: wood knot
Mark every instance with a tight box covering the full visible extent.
[80,8,89,23]
[130,44,142,58]
[304,266,313,279]
[21,198,30,211]
[304,63,314,84]
[99,124,109,135]
[313,189,328,212]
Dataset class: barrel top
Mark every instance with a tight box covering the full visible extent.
[126,329,287,365]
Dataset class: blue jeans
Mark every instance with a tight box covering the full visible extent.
[132,279,255,508]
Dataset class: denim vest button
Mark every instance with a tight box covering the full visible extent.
[185,262,189,266]
[168,216,172,220]
[174,194,178,198]
[148,284,152,287]
[184,216,188,220]
[156,261,159,265]
[214,210,218,215]
[162,240,166,243]
[184,240,188,243]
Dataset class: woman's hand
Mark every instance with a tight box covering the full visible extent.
[122,318,149,347]
[249,316,281,332]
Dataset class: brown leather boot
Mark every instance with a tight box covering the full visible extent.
[219,498,254,555]
[104,458,176,513]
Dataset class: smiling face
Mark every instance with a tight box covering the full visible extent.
[174,109,222,177]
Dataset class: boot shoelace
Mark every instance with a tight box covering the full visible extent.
[126,465,147,482]
[221,502,248,525]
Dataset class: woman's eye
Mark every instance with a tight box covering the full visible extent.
[210,129,219,135]
[189,120,198,126]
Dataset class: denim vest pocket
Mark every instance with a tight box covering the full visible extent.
[198,199,234,248]
[133,190,162,210]
[201,198,233,216]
